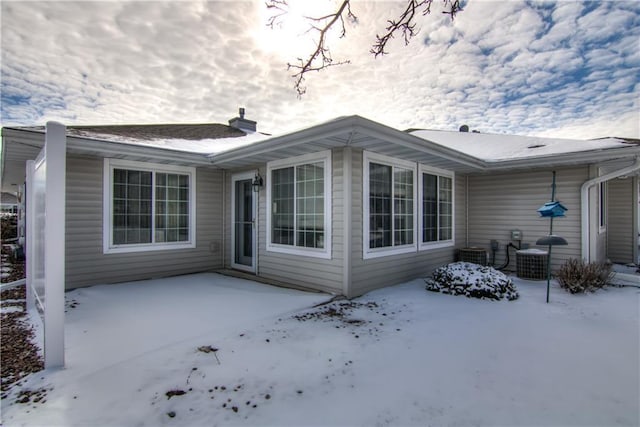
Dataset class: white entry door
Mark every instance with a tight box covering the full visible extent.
[231,172,257,272]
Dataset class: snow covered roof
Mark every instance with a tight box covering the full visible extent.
[13,123,271,155]
[409,129,636,162]
[4,118,639,173]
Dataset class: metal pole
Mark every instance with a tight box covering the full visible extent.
[546,171,556,304]
[546,218,553,303]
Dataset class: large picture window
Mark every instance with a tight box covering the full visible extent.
[104,159,196,253]
[267,151,331,259]
[419,165,454,249]
[363,152,417,259]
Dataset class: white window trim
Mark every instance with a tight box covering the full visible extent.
[103,158,197,254]
[231,171,258,273]
[363,151,418,260]
[266,150,332,259]
[418,164,455,251]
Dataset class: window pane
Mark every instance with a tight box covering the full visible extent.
[422,174,437,242]
[112,169,152,245]
[439,176,453,241]
[296,162,324,249]
[271,167,294,245]
[369,163,392,248]
[394,167,413,245]
[156,172,190,243]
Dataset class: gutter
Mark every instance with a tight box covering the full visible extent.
[484,146,640,171]
[65,137,214,166]
[3,126,216,166]
[580,156,640,261]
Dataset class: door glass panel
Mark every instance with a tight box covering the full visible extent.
[234,179,253,267]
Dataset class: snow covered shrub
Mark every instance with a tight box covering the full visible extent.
[425,262,519,301]
[556,258,612,293]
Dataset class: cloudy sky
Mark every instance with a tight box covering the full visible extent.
[1,0,639,139]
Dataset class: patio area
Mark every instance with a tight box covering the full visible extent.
[1,272,638,426]
[62,273,333,375]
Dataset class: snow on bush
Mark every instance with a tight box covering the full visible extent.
[425,262,519,301]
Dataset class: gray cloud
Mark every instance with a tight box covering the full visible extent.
[1,0,638,140]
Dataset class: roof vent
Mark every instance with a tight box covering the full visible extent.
[229,107,257,132]
[459,124,469,132]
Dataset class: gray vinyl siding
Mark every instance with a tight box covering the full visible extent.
[224,149,344,294]
[607,177,634,263]
[349,149,466,297]
[466,166,588,272]
[64,155,223,289]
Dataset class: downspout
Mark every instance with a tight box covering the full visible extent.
[581,157,640,262]
[222,171,226,269]
[343,147,352,297]
[255,167,262,276]
[465,175,469,247]
[634,176,639,264]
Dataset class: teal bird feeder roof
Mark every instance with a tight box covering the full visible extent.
[537,201,567,218]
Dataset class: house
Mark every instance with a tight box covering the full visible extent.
[1,191,19,215]
[1,112,638,297]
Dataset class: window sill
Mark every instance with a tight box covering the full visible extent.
[419,241,454,251]
[104,241,196,254]
[266,244,331,260]
[363,244,417,260]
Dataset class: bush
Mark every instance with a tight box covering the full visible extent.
[425,262,519,301]
[556,258,612,293]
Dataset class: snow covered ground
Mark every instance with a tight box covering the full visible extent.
[1,272,638,426]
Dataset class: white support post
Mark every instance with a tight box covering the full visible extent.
[25,160,35,313]
[44,121,66,369]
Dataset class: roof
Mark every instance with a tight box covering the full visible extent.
[409,129,636,162]
[3,116,640,193]
[1,192,18,204]
[209,116,487,172]
[10,123,270,155]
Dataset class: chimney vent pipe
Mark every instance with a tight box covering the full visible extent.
[229,107,257,132]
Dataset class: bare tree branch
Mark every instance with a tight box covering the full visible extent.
[287,1,355,96]
[266,0,356,96]
[265,0,462,96]
[265,0,289,29]
[370,0,461,57]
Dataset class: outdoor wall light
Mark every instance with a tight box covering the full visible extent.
[252,172,263,192]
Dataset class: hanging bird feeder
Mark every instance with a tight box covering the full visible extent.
[537,201,567,218]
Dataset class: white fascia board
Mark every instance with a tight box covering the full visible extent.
[66,136,214,166]
[210,116,360,165]
[484,146,640,171]
[351,120,487,171]
[211,115,488,172]
[2,127,215,166]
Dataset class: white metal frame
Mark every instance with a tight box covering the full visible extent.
[580,157,640,261]
[25,122,66,369]
[231,171,258,273]
[102,158,197,254]
[265,150,332,259]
